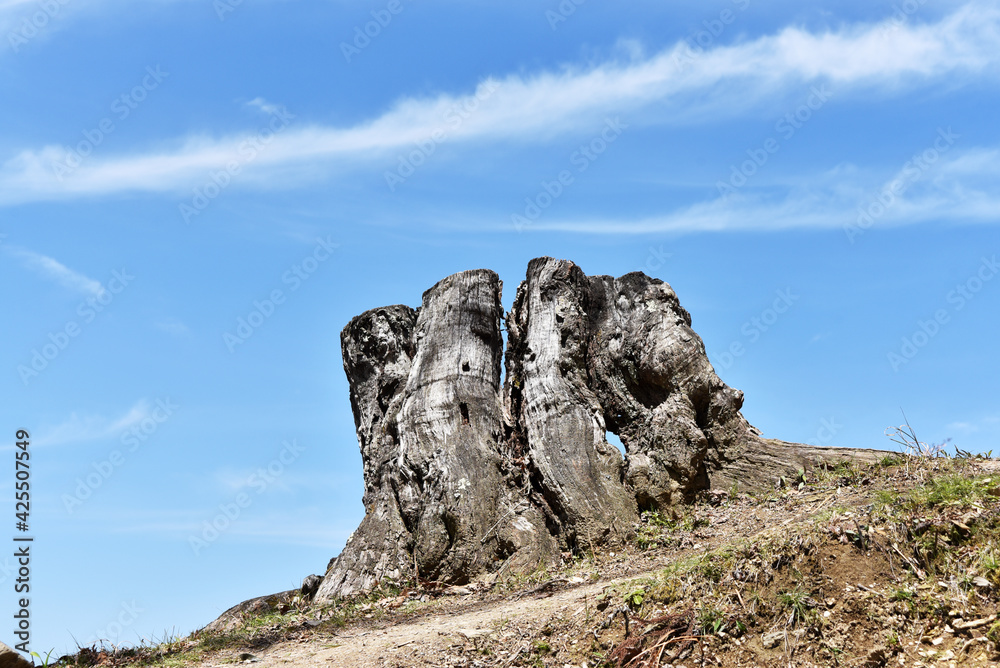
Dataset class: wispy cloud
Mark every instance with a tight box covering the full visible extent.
[947,414,1000,436]
[154,318,192,338]
[34,400,152,447]
[4,245,105,297]
[245,97,282,115]
[212,468,352,496]
[97,507,354,549]
[524,145,1000,234]
[1,3,998,204]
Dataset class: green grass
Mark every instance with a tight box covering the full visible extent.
[776,589,813,625]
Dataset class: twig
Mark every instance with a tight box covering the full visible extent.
[502,641,527,667]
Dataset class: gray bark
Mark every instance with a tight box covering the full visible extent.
[316,270,557,603]
[503,260,639,552]
[314,304,418,600]
[316,258,888,601]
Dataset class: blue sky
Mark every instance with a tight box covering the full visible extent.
[1,0,998,656]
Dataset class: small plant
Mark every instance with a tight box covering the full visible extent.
[30,649,56,667]
[643,510,671,527]
[890,587,914,602]
[911,474,997,509]
[877,454,904,469]
[625,588,645,610]
[987,621,1000,645]
[634,525,661,550]
[777,589,813,625]
[953,443,993,459]
[696,605,727,635]
[884,412,949,459]
[977,546,1000,581]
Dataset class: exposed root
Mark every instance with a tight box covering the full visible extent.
[605,610,696,668]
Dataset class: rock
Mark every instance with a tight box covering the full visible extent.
[862,648,888,667]
[301,574,323,600]
[762,630,785,649]
[458,628,493,640]
[202,591,297,633]
[953,614,997,630]
[0,642,32,668]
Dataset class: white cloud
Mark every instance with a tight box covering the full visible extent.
[947,421,978,433]
[34,400,152,447]
[212,468,351,496]
[0,3,998,204]
[4,245,105,297]
[524,144,1000,234]
[97,507,354,549]
[154,318,192,338]
[245,97,282,115]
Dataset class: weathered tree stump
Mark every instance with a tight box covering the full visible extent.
[314,258,887,602]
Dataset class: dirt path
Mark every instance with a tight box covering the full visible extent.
[239,578,613,667]
[196,488,858,667]
[180,460,1000,668]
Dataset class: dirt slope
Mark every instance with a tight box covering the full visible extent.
[74,457,1000,668]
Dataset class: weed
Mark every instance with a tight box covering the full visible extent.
[890,587,914,602]
[885,412,949,459]
[30,649,56,667]
[987,621,1000,645]
[625,589,645,610]
[777,589,813,625]
[696,605,726,635]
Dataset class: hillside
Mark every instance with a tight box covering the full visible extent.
[62,454,1000,668]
